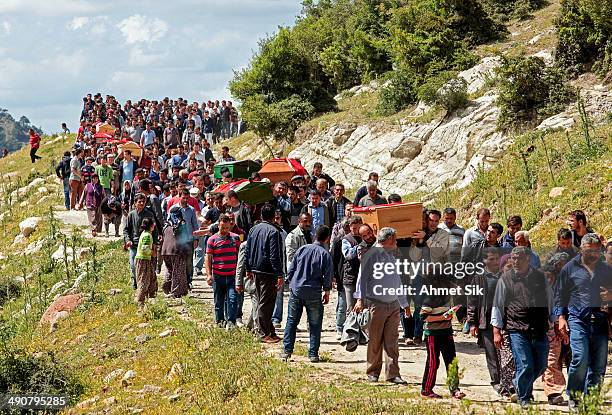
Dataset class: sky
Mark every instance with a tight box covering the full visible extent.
[0,0,302,133]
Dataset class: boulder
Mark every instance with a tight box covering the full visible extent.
[19,217,41,237]
[40,293,83,326]
[13,234,27,245]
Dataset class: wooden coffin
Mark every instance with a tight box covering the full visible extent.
[119,141,143,159]
[258,158,307,183]
[353,202,423,238]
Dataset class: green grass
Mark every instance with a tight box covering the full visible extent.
[421,122,611,249]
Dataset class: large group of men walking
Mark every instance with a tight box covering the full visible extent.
[48,93,611,410]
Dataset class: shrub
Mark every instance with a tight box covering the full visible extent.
[0,350,84,405]
[0,275,21,306]
[555,0,612,75]
[376,70,417,116]
[496,55,576,129]
[418,73,469,113]
[241,95,315,140]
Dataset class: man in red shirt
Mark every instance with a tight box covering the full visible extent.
[165,181,201,214]
[29,129,42,163]
[206,214,241,328]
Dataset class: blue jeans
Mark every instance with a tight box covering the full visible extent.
[567,318,609,400]
[336,289,347,333]
[193,236,205,274]
[213,277,236,324]
[413,307,423,339]
[235,291,244,319]
[129,246,137,289]
[509,331,549,404]
[283,292,324,358]
[272,281,284,324]
[62,177,70,209]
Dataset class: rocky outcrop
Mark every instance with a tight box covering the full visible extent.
[290,91,506,195]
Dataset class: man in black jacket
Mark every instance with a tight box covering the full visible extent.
[123,194,158,289]
[55,151,72,210]
[491,246,550,408]
[326,183,351,225]
[225,190,252,235]
[245,204,284,343]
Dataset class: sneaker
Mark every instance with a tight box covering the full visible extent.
[404,338,414,346]
[280,351,291,360]
[273,322,282,329]
[387,377,408,385]
[236,318,244,328]
[225,322,236,330]
[261,336,280,344]
[336,331,342,340]
[568,399,579,413]
[421,391,442,399]
[367,375,379,382]
[509,393,518,403]
[548,394,564,406]
[309,356,320,363]
[452,390,466,400]
[270,335,282,342]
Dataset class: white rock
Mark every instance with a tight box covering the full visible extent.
[37,186,48,194]
[549,187,565,198]
[122,370,136,382]
[104,369,124,383]
[13,234,27,245]
[49,281,65,295]
[458,56,501,93]
[159,329,174,338]
[19,217,41,237]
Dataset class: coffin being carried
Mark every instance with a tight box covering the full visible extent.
[353,202,423,239]
[212,179,273,206]
[213,160,261,180]
[258,158,307,183]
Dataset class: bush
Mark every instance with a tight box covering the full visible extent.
[496,55,576,129]
[418,72,469,113]
[0,276,21,306]
[0,350,84,406]
[376,70,417,116]
[556,0,612,75]
[241,95,315,140]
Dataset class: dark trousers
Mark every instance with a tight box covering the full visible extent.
[254,273,278,338]
[422,331,458,394]
[30,147,41,163]
[479,326,501,388]
[185,244,194,285]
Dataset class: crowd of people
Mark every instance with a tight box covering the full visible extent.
[47,94,612,410]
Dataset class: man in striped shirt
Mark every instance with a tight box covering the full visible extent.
[206,214,241,328]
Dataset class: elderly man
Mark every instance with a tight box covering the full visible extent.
[554,233,611,410]
[491,246,550,408]
[357,181,387,207]
[514,231,541,268]
[353,172,381,205]
[311,178,332,202]
[354,227,410,385]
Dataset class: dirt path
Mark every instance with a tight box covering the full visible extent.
[187,277,586,412]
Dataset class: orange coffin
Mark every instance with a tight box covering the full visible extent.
[353,202,423,238]
[258,158,307,183]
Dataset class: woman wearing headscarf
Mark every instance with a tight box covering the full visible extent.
[161,205,189,298]
[79,173,104,236]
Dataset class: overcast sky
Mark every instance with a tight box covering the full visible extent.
[0,0,301,132]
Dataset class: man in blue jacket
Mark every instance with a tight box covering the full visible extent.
[281,225,333,362]
[554,233,611,410]
[245,204,284,343]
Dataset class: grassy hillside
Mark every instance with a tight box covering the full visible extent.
[0,137,459,415]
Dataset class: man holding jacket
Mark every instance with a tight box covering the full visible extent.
[245,204,285,343]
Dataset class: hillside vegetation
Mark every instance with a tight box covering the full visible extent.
[0,108,43,152]
[231,0,612,140]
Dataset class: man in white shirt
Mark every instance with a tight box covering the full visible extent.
[140,123,156,148]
